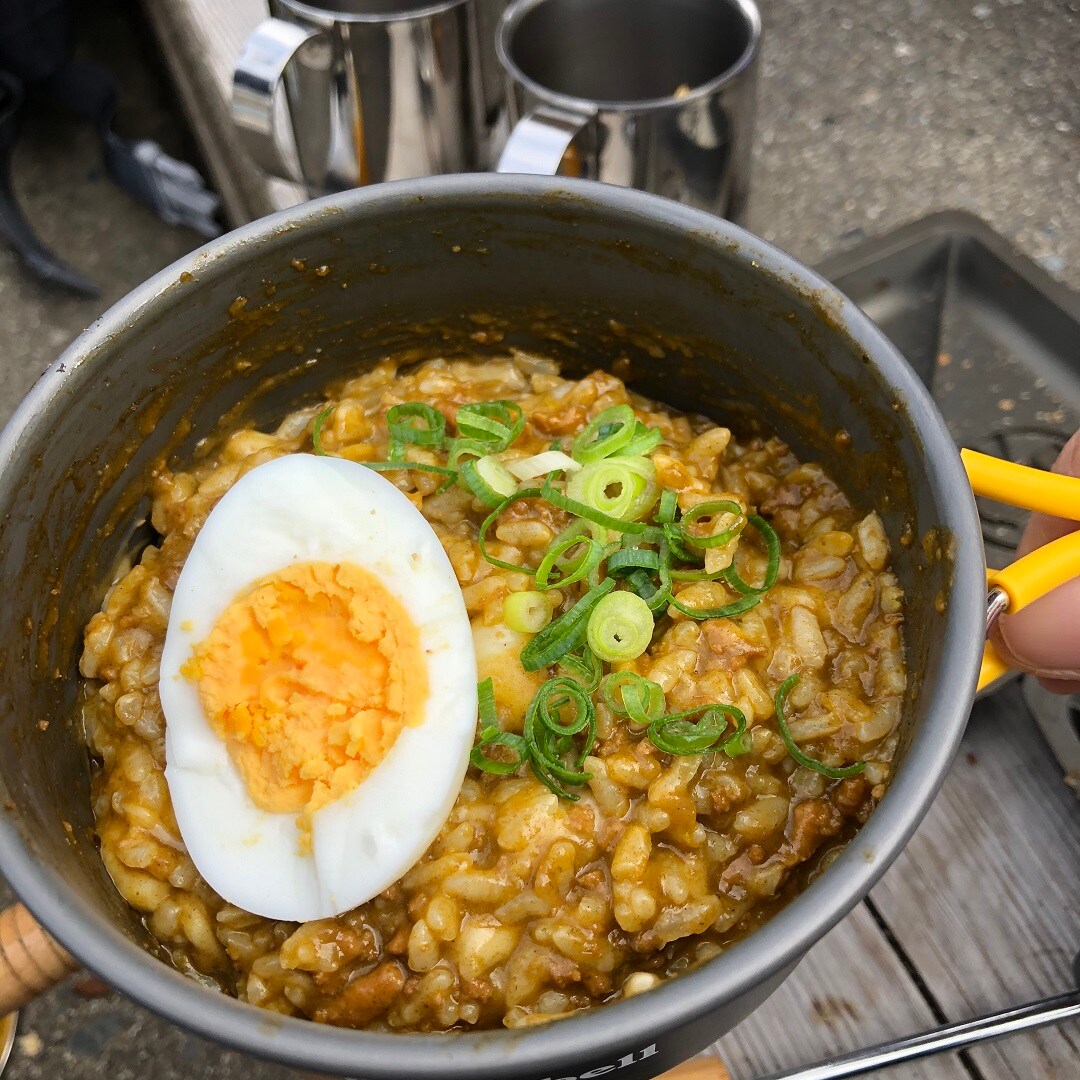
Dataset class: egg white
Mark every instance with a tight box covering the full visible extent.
[159,454,477,922]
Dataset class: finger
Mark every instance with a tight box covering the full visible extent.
[994,575,1080,680]
[992,430,1080,681]
[1037,675,1080,695]
[1012,429,1080,556]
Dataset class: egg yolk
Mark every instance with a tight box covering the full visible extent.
[183,561,428,832]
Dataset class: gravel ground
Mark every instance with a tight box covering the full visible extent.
[0,0,1076,1077]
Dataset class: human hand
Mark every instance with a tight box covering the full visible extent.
[992,430,1080,693]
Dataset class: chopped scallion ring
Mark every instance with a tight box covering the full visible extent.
[625,568,672,612]
[586,590,655,662]
[447,438,489,470]
[621,421,664,458]
[520,577,616,671]
[535,524,605,591]
[541,478,647,535]
[774,674,867,779]
[723,514,782,595]
[460,455,517,508]
[657,488,678,524]
[662,522,702,564]
[506,450,582,481]
[503,591,554,634]
[471,728,529,775]
[478,488,543,575]
[523,678,596,799]
[572,405,636,463]
[557,646,603,692]
[676,499,746,550]
[566,455,658,523]
[668,590,762,621]
[386,403,447,448]
[457,400,525,451]
[647,703,746,756]
[601,671,666,726]
[470,678,529,776]
[364,459,458,493]
[606,547,662,576]
[311,405,333,456]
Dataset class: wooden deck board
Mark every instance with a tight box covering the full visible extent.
[713,904,973,1079]
[869,684,1080,1080]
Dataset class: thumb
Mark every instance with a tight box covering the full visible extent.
[992,430,1080,692]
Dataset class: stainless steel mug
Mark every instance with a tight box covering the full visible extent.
[231,0,509,195]
[495,0,761,221]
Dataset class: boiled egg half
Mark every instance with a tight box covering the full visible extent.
[159,454,477,921]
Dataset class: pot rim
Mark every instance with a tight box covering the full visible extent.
[0,174,985,1077]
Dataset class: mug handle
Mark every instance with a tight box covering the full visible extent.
[230,18,333,188]
[961,449,1080,690]
[0,903,77,1015]
[496,104,593,175]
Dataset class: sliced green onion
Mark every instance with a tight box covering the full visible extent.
[723,514,781,595]
[520,577,616,671]
[662,522,702,564]
[460,455,518,508]
[647,703,745,756]
[607,547,662,576]
[720,709,751,756]
[774,674,866,778]
[677,499,746,550]
[586,590,655,662]
[457,400,525,451]
[471,728,529,775]
[523,678,596,800]
[601,671,666,726]
[447,438,489,470]
[470,677,529,776]
[535,523,605,591]
[364,459,458,494]
[668,590,762,621]
[621,421,664,458]
[478,675,497,725]
[506,450,582,481]
[504,591,554,634]
[557,646,603,692]
[657,488,678,524]
[572,405,636,463]
[667,564,729,582]
[477,488,543,575]
[626,568,672,613]
[541,478,647,535]
[566,456,658,522]
[312,405,333,456]
[387,403,447,448]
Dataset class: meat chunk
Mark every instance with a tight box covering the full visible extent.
[700,620,766,672]
[786,799,843,862]
[312,961,406,1027]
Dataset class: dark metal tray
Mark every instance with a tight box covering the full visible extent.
[818,211,1080,771]
[817,210,1080,570]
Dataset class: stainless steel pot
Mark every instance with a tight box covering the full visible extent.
[0,175,985,1078]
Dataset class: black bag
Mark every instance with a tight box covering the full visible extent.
[0,0,219,296]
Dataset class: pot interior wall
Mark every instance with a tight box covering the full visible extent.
[0,191,953,961]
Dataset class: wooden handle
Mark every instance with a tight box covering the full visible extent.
[0,904,78,1014]
[661,1059,731,1080]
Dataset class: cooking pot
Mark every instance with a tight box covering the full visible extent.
[0,176,1076,1079]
